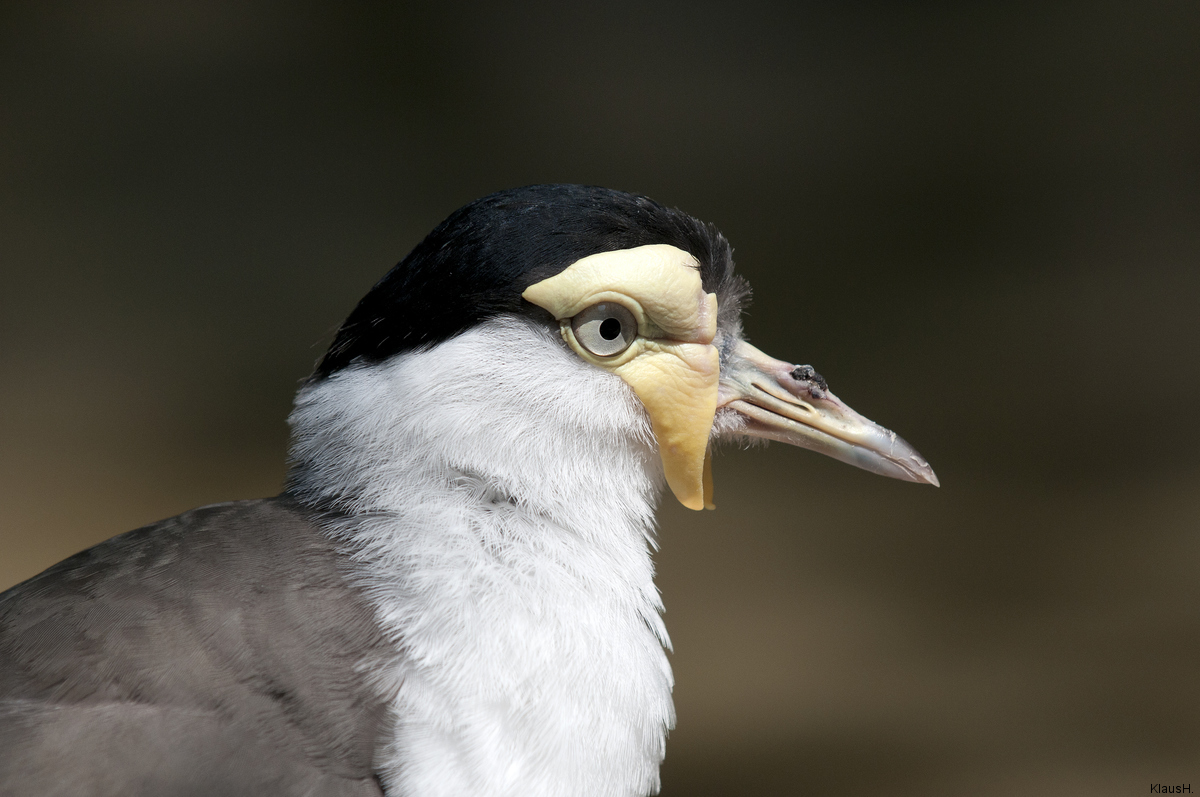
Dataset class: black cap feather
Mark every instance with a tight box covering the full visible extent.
[316,184,747,379]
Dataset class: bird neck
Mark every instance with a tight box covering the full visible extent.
[287,317,664,528]
[286,317,674,797]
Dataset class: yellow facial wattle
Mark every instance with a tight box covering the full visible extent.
[522,244,720,510]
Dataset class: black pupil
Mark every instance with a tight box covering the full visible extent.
[599,317,621,341]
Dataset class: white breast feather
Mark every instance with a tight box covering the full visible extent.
[288,317,675,797]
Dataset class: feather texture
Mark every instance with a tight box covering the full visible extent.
[0,498,390,797]
[289,317,675,797]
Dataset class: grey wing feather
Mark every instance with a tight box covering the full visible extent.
[0,497,390,797]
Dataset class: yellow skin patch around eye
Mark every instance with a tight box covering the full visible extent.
[522,244,720,511]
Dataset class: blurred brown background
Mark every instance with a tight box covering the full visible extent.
[2,1,1198,794]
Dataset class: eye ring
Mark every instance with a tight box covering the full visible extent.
[570,302,638,357]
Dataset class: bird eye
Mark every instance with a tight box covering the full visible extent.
[570,302,637,357]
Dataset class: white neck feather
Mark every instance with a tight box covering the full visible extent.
[288,317,675,797]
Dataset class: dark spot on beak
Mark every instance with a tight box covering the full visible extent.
[790,365,828,398]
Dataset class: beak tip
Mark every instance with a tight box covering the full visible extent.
[914,457,939,487]
[905,459,939,488]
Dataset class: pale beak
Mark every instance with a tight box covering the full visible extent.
[718,340,939,486]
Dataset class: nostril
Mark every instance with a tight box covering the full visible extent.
[789,365,828,398]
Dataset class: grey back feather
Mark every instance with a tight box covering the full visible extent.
[0,497,389,797]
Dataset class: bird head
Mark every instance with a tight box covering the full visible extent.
[294,184,936,515]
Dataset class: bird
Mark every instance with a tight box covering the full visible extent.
[0,184,937,797]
